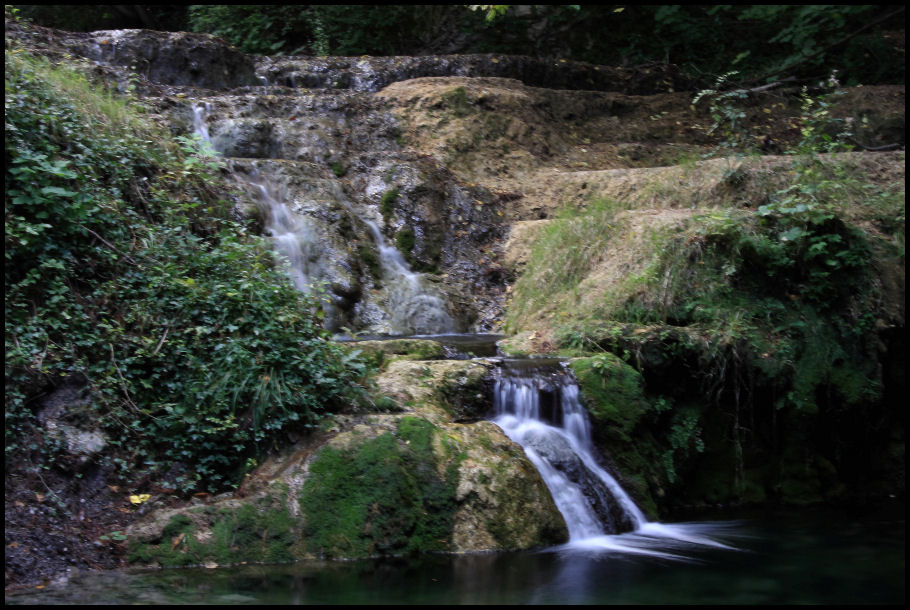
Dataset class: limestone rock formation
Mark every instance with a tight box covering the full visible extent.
[125,358,567,566]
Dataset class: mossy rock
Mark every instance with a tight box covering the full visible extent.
[375,359,495,422]
[354,338,446,368]
[445,420,568,550]
[298,413,566,557]
[300,417,457,558]
[126,491,301,568]
[570,354,650,441]
[434,361,492,421]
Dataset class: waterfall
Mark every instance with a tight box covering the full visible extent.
[359,217,454,335]
[191,102,454,335]
[492,359,738,558]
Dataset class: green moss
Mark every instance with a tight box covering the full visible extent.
[354,339,445,367]
[395,227,416,258]
[128,495,300,568]
[570,355,649,441]
[330,161,346,177]
[357,243,382,281]
[380,187,399,223]
[299,417,457,558]
[161,514,194,539]
[441,86,473,117]
[620,472,659,519]
[397,415,434,453]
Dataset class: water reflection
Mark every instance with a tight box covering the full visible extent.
[6,509,904,605]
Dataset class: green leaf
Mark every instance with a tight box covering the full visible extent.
[779,227,804,242]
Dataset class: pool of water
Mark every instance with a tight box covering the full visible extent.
[6,505,903,604]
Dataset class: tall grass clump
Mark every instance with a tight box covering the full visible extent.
[504,197,623,332]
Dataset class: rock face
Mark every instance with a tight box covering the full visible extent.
[126,358,567,566]
[74,29,258,89]
[187,89,507,333]
[36,376,108,472]
[9,21,902,334]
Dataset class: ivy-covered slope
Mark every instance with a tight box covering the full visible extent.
[5,48,371,495]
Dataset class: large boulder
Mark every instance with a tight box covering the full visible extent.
[125,359,567,567]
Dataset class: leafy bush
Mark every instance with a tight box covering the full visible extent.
[5,48,371,493]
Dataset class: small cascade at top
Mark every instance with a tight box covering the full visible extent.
[192,102,454,335]
[492,358,738,558]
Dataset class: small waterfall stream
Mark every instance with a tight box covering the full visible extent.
[492,358,738,558]
[192,102,454,335]
[194,98,733,559]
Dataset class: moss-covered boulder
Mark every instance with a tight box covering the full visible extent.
[570,354,650,442]
[125,360,566,566]
[300,414,566,557]
[354,338,446,370]
[299,416,457,557]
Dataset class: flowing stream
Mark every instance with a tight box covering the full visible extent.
[491,358,737,559]
[5,339,904,604]
[192,103,454,335]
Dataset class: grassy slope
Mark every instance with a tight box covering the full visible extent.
[502,149,904,510]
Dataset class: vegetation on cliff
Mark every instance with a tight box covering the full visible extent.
[504,87,904,509]
[5,47,371,495]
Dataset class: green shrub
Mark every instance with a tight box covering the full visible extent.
[395,227,416,256]
[5,48,371,493]
[380,187,399,223]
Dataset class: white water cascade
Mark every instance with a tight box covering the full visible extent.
[192,102,454,335]
[359,216,454,335]
[492,359,739,559]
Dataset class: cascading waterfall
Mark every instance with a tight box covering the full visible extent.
[492,359,738,558]
[192,102,336,322]
[192,102,454,335]
[360,217,454,335]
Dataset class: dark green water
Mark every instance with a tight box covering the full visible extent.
[6,506,904,605]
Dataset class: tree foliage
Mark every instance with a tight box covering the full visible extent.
[13,4,903,85]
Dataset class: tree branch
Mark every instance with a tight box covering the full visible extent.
[79,225,138,266]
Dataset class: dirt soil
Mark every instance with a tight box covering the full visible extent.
[380,77,904,221]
